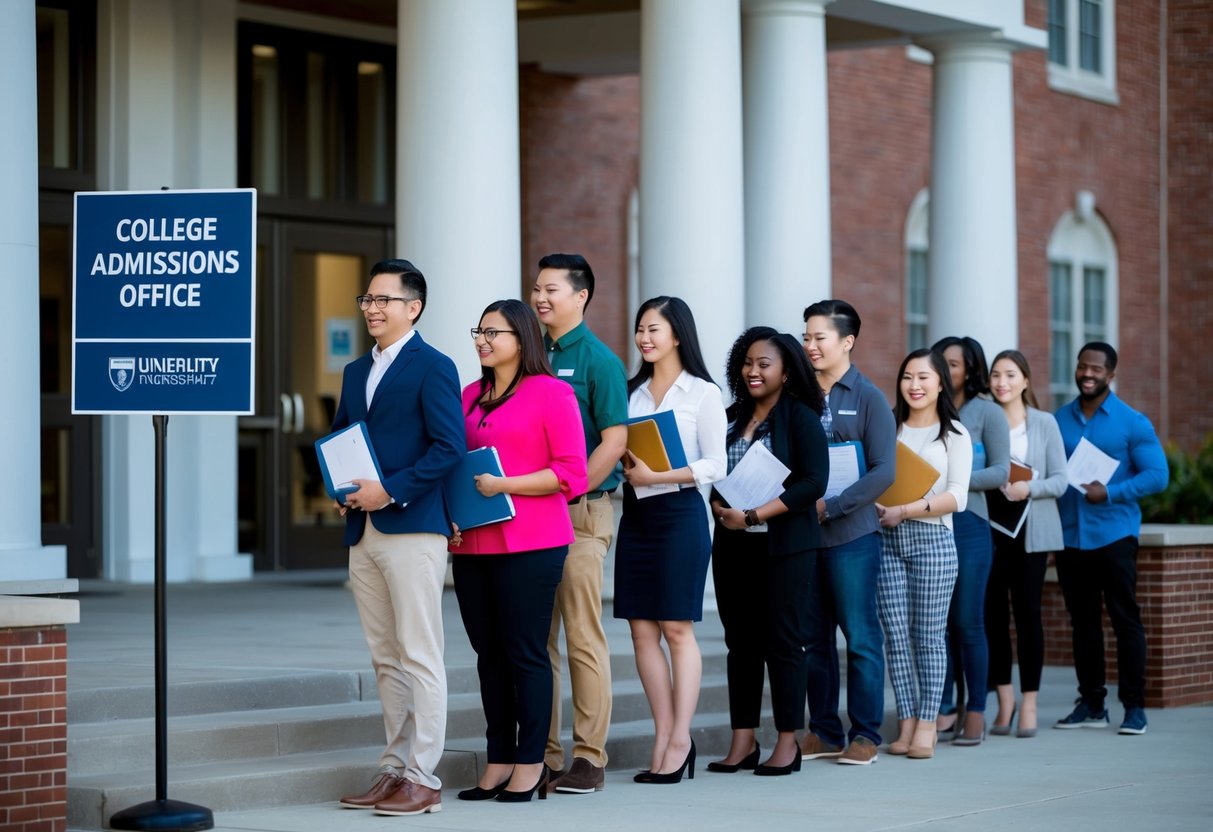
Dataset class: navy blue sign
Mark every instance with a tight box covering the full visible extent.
[72,189,256,414]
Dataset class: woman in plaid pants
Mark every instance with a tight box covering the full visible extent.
[876,349,972,759]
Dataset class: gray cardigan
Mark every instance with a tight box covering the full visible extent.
[1015,407,1068,554]
[958,396,1011,520]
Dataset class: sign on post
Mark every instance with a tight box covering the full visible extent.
[72,189,257,414]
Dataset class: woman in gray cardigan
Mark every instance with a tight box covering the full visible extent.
[985,350,1067,737]
[932,337,1010,745]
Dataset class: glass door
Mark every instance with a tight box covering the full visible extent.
[239,220,387,569]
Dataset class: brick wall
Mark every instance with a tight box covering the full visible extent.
[1036,541,1213,708]
[0,627,68,832]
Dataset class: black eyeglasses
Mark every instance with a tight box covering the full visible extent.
[470,328,517,342]
[356,295,417,310]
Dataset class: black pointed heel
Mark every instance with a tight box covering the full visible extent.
[457,779,510,801]
[706,743,761,773]
[638,740,696,784]
[495,768,549,802]
[754,751,802,776]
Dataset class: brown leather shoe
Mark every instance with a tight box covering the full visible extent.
[551,757,604,793]
[374,780,443,816]
[339,772,405,809]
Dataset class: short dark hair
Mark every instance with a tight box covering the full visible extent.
[537,253,595,308]
[803,299,861,339]
[370,259,427,322]
[931,335,990,401]
[1078,341,1118,371]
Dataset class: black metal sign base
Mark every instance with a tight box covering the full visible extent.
[109,798,214,831]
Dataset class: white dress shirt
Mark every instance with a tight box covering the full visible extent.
[629,369,728,488]
[366,329,415,406]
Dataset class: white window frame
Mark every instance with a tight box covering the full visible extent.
[1047,0,1119,105]
[904,189,930,352]
[1046,203,1119,403]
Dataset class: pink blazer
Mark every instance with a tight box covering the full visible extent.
[455,374,588,555]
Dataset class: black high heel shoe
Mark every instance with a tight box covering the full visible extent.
[706,743,761,773]
[458,778,510,801]
[637,740,696,784]
[754,751,802,776]
[495,768,549,803]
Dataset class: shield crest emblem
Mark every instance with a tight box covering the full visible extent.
[109,357,136,392]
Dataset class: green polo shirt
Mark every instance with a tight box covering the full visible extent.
[544,321,628,493]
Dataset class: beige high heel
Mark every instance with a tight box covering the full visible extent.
[907,725,938,759]
[887,718,916,755]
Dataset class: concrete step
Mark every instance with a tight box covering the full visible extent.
[68,673,738,776]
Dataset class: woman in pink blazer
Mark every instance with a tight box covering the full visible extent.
[450,298,587,804]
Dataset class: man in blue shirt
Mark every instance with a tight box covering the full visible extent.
[1053,342,1168,736]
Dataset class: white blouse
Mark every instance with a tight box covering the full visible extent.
[628,370,727,488]
[896,421,973,531]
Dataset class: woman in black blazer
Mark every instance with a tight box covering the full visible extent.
[708,328,829,776]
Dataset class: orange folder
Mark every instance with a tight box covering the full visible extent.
[627,419,673,472]
[877,442,941,506]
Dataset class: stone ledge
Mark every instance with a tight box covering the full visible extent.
[0,578,79,596]
[1140,524,1213,547]
[0,594,81,628]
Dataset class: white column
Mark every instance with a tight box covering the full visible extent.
[97,0,249,583]
[921,34,1019,357]
[0,2,67,580]
[396,0,521,385]
[742,0,832,333]
[640,0,746,382]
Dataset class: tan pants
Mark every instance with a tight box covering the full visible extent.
[545,494,615,769]
[349,524,448,790]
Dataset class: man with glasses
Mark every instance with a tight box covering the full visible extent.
[334,259,464,816]
[533,253,628,794]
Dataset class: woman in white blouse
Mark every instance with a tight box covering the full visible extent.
[876,349,971,759]
[615,296,727,784]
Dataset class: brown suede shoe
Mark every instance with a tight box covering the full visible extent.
[373,780,443,816]
[339,772,405,809]
[551,757,605,793]
[799,733,843,760]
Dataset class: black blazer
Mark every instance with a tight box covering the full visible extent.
[713,394,829,557]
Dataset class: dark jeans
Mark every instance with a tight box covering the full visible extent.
[804,532,885,746]
[713,527,812,732]
[454,546,567,764]
[1055,537,1147,709]
[985,530,1048,691]
[940,511,992,713]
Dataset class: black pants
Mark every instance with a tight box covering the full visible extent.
[1054,537,1147,709]
[713,527,812,732]
[453,546,567,764]
[984,530,1049,691]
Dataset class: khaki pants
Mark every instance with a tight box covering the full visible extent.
[545,494,614,769]
[349,524,448,790]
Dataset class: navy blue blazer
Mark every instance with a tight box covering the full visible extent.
[330,331,465,546]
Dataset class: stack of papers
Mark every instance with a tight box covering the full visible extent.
[314,422,383,503]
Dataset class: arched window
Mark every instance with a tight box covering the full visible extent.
[904,189,930,351]
[1047,195,1118,402]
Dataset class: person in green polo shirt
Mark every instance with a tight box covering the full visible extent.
[533,253,628,794]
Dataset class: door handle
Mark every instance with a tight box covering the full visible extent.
[279,393,293,433]
[292,392,305,434]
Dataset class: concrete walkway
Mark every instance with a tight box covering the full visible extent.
[66,575,1213,832]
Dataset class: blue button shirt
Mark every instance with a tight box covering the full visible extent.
[1055,391,1169,550]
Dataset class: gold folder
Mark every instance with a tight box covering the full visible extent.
[877,441,941,506]
[627,419,673,472]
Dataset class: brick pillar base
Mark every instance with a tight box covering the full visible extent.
[0,626,68,832]
[1035,532,1213,708]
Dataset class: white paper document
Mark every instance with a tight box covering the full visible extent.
[317,423,381,491]
[1066,436,1120,495]
[715,441,791,513]
[825,443,863,499]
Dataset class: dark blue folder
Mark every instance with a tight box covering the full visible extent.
[625,409,688,471]
[443,447,516,531]
[314,421,384,505]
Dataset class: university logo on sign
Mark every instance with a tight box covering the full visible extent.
[109,357,136,392]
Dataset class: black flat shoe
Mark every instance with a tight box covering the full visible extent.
[754,753,802,776]
[637,740,695,784]
[706,743,761,773]
[457,779,509,801]
[495,768,549,803]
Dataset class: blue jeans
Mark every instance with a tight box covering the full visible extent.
[940,511,992,714]
[804,532,885,746]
